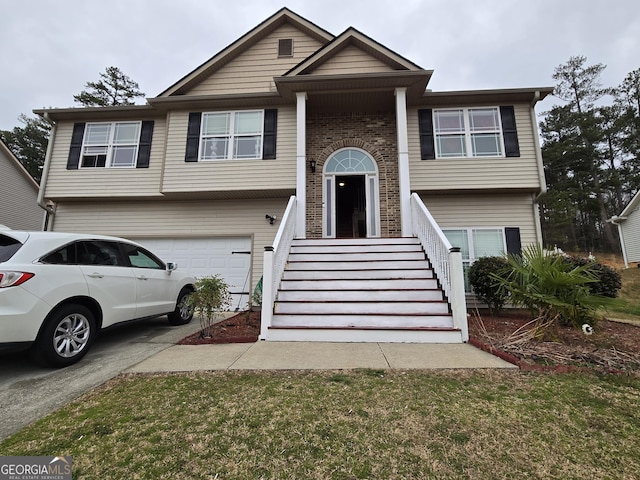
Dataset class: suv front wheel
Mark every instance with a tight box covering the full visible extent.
[33,304,96,368]
[167,287,194,326]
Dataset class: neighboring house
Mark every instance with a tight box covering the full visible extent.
[35,8,552,343]
[0,139,43,230]
[611,191,640,268]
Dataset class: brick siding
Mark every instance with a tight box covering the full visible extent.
[306,111,401,238]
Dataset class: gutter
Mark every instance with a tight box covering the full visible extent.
[36,113,57,231]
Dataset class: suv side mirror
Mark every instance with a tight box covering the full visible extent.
[166,262,178,272]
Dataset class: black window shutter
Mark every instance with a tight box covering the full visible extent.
[185,113,202,162]
[136,121,154,168]
[505,227,522,256]
[500,106,520,157]
[418,109,435,160]
[67,123,86,170]
[263,109,277,160]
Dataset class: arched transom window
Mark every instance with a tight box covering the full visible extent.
[324,149,377,174]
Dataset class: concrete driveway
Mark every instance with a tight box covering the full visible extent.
[0,316,203,441]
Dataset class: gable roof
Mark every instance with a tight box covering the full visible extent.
[284,26,424,76]
[619,190,640,219]
[159,8,334,97]
[0,139,39,190]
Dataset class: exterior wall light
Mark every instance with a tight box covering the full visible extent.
[309,159,316,173]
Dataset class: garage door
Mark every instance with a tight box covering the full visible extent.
[136,237,252,311]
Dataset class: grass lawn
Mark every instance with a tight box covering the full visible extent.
[2,370,639,479]
[606,267,640,324]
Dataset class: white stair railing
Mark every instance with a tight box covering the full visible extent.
[260,196,297,340]
[410,193,468,341]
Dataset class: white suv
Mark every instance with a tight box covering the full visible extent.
[0,229,196,367]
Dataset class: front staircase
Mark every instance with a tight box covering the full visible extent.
[263,237,464,342]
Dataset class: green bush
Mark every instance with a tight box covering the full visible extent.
[561,256,622,298]
[188,275,231,338]
[491,245,614,330]
[468,256,510,315]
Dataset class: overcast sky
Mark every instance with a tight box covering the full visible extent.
[1,0,638,130]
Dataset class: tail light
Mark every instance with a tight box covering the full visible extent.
[0,271,35,288]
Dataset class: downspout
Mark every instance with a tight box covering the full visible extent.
[530,91,546,245]
[608,216,629,268]
[37,113,57,231]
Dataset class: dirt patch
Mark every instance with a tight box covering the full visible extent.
[469,311,640,374]
[178,310,261,345]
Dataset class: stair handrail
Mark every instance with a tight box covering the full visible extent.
[410,193,468,341]
[260,195,297,340]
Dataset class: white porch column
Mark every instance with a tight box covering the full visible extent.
[395,87,412,236]
[295,92,307,239]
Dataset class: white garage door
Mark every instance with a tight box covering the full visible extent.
[137,237,252,311]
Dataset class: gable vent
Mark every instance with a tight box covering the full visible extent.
[278,38,293,58]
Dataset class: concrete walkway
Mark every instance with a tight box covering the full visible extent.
[127,340,518,373]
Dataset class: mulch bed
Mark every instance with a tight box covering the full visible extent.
[177,309,640,374]
[178,310,261,345]
[468,311,640,374]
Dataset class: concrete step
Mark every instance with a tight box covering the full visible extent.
[282,269,434,280]
[274,300,450,315]
[290,243,424,254]
[264,327,463,343]
[271,313,454,329]
[279,278,439,290]
[277,289,445,302]
[288,251,426,262]
[287,260,430,271]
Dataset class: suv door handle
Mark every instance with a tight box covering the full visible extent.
[87,273,104,279]
[137,275,148,281]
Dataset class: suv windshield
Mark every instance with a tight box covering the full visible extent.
[0,234,23,262]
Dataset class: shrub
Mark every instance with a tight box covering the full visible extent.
[561,256,622,298]
[188,275,231,338]
[491,245,614,331]
[468,256,510,315]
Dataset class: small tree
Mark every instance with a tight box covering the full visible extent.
[188,275,231,338]
[468,256,510,315]
[73,66,145,107]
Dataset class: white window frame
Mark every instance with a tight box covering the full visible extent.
[199,110,264,161]
[442,227,507,291]
[80,121,141,169]
[433,107,505,159]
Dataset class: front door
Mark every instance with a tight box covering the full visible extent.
[322,148,380,238]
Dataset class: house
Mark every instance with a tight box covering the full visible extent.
[611,191,640,268]
[0,139,43,230]
[34,8,552,343]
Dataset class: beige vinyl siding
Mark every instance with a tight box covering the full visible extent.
[621,208,640,263]
[44,120,165,200]
[418,193,540,246]
[408,104,542,192]
[311,45,395,75]
[162,107,296,193]
[51,197,290,291]
[188,24,325,96]
[0,148,42,230]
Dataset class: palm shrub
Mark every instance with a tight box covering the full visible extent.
[491,245,613,333]
[188,275,231,338]
[468,256,510,315]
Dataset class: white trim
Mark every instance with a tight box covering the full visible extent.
[395,87,412,236]
[433,107,505,159]
[296,92,307,238]
[80,121,141,169]
[322,148,380,238]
